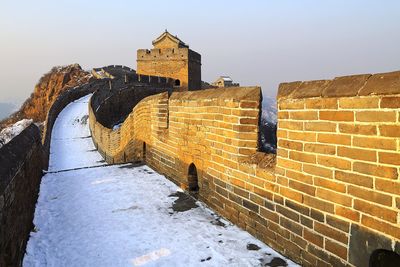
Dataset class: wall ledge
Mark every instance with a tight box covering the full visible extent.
[278,70,400,100]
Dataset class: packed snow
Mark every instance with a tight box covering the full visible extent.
[0,119,33,148]
[23,94,298,267]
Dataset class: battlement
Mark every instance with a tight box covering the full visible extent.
[89,69,400,267]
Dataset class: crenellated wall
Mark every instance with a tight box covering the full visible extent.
[89,71,400,267]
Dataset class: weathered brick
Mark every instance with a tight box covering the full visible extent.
[240,101,258,109]
[317,188,352,207]
[239,118,258,125]
[286,170,313,184]
[260,207,279,224]
[304,195,334,214]
[335,206,360,222]
[318,133,351,146]
[253,186,273,199]
[278,121,304,131]
[353,162,398,179]
[278,111,289,119]
[289,180,315,196]
[375,179,400,195]
[303,164,333,179]
[279,100,305,110]
[320,111,354,121]
[356,111,396,122]
[304,228,324,247]
[277,131,288,141]
[314,222,348,244]
[288,131,317,142]
[233,186,249,199]
[304,143,336,155]
[285,199,310,216]
[339,97,379,109]
[314,177,346,193]
[317,155,351,170]
[216,185,229,198]
[353,136,396,150]
[289,151,316,164]
[280,187,303,203]
[310,209,325,222]
[326,215,350,233]
[361,215,400,239]
[276,205,300,222]
[277,157,302,172]
[305,98,338,109]
[379,125,400,137]
[304,121,336,132]
[335,170,373,188]
[325,239,348,260]
[379,151,400,165]
[243,199,260,213]
[280,217,303,236]
[354,199,397,223]
[380,96,400,108]
[338,123,377,135]
[278,139,303,151]
[349,185,392,206]
[337,146,377,162]
[301,215,314,229]
[290,111,318,120]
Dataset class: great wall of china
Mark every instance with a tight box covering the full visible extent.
[0,31,399,266]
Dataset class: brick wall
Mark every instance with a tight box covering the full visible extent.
[276,71,400,266]
[0,125,43,267]
[89,71,400,267]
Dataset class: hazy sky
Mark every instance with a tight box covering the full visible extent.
[1,0,400,105]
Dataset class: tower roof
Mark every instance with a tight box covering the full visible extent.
[152,30,189,48]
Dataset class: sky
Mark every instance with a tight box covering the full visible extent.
[1,0,400,106]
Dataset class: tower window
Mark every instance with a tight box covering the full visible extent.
[175,79,181,86]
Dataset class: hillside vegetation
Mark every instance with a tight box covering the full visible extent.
[0,64,91,130]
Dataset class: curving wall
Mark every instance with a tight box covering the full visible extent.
[42,80,103,169]
[0,78,103,266]
[89,71,400,267]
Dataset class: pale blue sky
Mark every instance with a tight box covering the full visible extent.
[1,0,400,104]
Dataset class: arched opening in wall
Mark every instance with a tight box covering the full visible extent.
[369,249,400,267]
[174,79,181,87]
[188,163,199,192]
[143,142,147,162]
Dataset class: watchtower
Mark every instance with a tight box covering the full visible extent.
[136,31,201,91]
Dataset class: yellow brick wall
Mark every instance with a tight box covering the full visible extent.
[89,71,400,267]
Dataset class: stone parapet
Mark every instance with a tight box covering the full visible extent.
[90,70,400,266]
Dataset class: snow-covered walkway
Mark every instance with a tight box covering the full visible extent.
[23,95,298,267]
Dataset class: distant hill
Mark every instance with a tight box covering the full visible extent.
[0,64,92,130]
[0,103,15,120]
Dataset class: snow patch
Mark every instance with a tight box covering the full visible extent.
[0,119,33,148]
[23,94,298,267]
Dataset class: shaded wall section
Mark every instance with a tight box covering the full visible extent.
[0,124,42,267]
[89,71,400,267]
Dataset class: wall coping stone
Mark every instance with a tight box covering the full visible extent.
[277,70,400,99]
[170,86,261,102]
